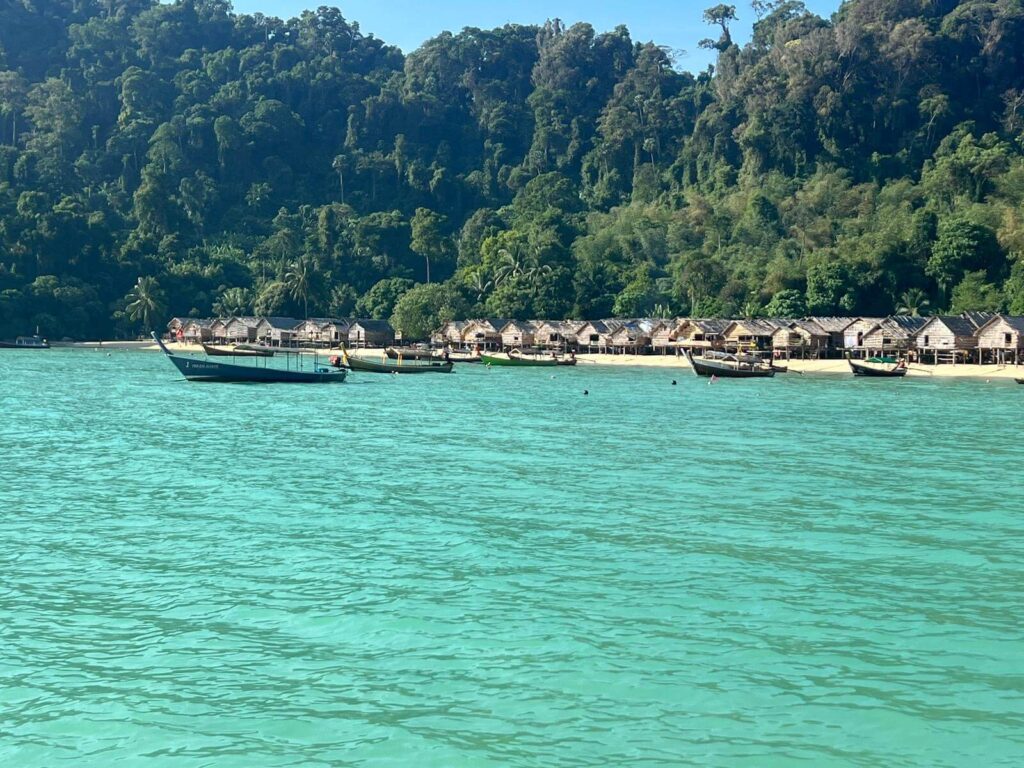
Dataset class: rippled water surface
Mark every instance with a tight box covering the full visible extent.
[2,349,1023,767]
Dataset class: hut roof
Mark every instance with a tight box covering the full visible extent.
[962,310,997,329]
[260,316,301,330]
[876,315,929,335]
[806,316,857,333]
[785,319,829,336]
[918,315,977,338]
[499,319,536,333]
[466,318,511,333]
[352,319,394,332]
[727,318,779,336]
[688,318,731,334]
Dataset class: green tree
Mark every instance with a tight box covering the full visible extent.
[124,276,166,333]
[896,288,930,317]
[764,289,806,317]
[390,283,468,340]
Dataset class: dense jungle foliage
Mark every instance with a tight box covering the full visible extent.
[1,0,1024,338]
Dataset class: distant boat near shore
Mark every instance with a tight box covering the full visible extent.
[201,342,275,358]
[848,355,908,378]
[0,335,49,349]
[338,350,454,374]
[684,350,775,378]
[481,351,576,367]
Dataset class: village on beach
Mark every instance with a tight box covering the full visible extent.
[149,312,1024,379]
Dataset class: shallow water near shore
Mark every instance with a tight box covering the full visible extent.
[2,349,1023,767]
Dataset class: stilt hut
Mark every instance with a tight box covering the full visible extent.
[650,318,688,355]
[676,319,729,352]
[975,315,1024,364]
[349,319,395,347]
[256,317,301,346]
[432,321,468,347]
[224,316,260,343]
[914,315,977,364]
[723,319,780,352]
[182,318,213,343]
[608,320,653,354]
[805,317,857,357]
[859,316,928,359]
[209,318,229,342]
[321,319,351,347]
[574,320,619,353]
[771,319,830,359]
[842,318,885,358]
[534,321,583,350]
[461,319,509,350]
[499,320,537,349]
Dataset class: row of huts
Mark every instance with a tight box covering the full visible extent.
[166,316,396,347]
[432,313,1024,364]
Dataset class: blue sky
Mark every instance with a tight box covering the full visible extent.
[231,0,843,72]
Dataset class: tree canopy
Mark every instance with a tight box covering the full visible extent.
[2,0,1024,339]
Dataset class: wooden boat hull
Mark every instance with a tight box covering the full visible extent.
[155,334,345,383]
[685,351,774,378]
[202,343,274,358]
[481,353,561,367]
[385,346,436,361]
[343,352,453,374]
[848,358,907,377]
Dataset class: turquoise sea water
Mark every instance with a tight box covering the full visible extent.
[1,349,1023,767]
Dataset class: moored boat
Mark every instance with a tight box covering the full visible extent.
[481,350,577,367]
[684,350,775,378]
[385,346,436,361]
[0,335,49,349]
[154,334,346,383]
[848,354,907,378]
[201,342,275,357]
[339,350,453,374]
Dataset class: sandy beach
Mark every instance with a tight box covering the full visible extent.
[62,341,1024,379]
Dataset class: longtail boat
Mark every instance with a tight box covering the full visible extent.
[154,334,346,383]
[339,350,453,374]
[202,342,274,358]
[684,350,775,378]
[385,346,436,361]
[848,354,907,378]
[481,351,576,367]
[0,335,49,349]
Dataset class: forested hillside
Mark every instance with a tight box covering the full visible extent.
[1,0,1023,338]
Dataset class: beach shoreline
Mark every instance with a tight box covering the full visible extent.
[58,341,1024,379]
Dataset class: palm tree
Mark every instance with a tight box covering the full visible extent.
[213,287,251,317]
[285,258,315,318]
[466,270,493,303]
[494,246,527,286]
[897,288,930,316]
[125,276,166,333]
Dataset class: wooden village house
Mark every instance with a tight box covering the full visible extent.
[349,319,395,347]
[574,320,620,352]
[534,321,582,350]
[224,316,260,343]
[650,319,688,354]
[975,315,1024,364]
[723,319,782,351]
[771,320,830,359]
[499,320,537,349]
[859,316,928,358]
[843,318,885,357]
[607,320,654,354]
[675,319,729,352]
[460,319,509,350]
[256,317,301,346]
[432,320,468,347]
[914,315,978,363]
[181,318,213,343]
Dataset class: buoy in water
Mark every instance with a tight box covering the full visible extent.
[583,389,589,396]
